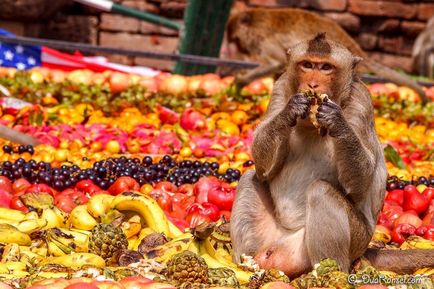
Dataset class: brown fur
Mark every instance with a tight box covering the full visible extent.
[230,34,433,278]
[225,8,429,104]
[412,16,434,78]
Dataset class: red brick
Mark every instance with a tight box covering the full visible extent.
[160,1,186,18]
[309,0,347,11]
[378,36,413,56]
[140,20,181,36]
[41,15,98,44]
[99,32,179,53]
[100,14,140,32]
[134,57,175,71]
[367,51,412,72]
[417,4,434,21]
[123,1,160,13]
[401,21,426,37]
[357,33,377,50]
[378,19,400,33]
[323,12,360,32]
[349,0,417,19]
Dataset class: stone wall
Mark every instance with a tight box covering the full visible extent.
[0,0,433,73]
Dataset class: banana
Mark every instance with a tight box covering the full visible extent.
[0,207,26,222]
[1,243,20,262]
[0,271,29,279]
[0,261,27,272]
[41,208,64,229]
[0,224,31,245]
[87,194,115,218]
[413,267,434,276]
[110,192,170,236]
[134,227,157,250]
[47,228,90,253]
[186,239,201,255]
[16,218,47,234]
[47,240,68,256]
[128,236,138,250]
[372,230,392,244]
[39,253,105,269]
[146,233,194,263]
[70,205,98,230]
[405,236,434,249]
[23,211,39,220]
[121,215,142,238]
[32,271,70,279]
[167,219,184,238]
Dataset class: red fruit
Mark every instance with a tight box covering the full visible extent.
[207,185,236,211]
[0,282,13,289]
[180,108,206,131]
[424,227,434,241]
[193,176,221,204]
[149,189,172,212]
[422,212,434,225]
[109,72,129,93]
[154,181,177,196]
[54,194,76,213]
[156,104,180,125]
[178,184,194,197]
[243,79,268,94]
[394,211,423,228]
[165,213,189,232]
[12,178,30,194]
[25,184,56,197]
[423,187,434,201]
[403,185,430,215]
[358,286,388,289]
[185,212,212,228]
[65,282,98,289]
[219,210,231,221]
[0,176,12,193]
[119,276,154,289]
[187,202,220,222]
[0,189,12,208]
[75,180,101,194]
[385,189,404,206]
[10,195,28,212]
[377,212,394,230]
[108,177,140,195]
[415,224,434,236]
[391,223,416,245]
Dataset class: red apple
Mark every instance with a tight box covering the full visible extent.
[119,276,154,289]
[394,211,423,228]
[65,282,98,289]
[260,281,296,289]
[423,187,434,201]
[385,189,404,206]
[0,189,12,208]
[93,280,124,289]
[109,72,130,93]
[0,176,12,193]
[12,178,30,194]
[403,185,430,215]
[139,283,176,289]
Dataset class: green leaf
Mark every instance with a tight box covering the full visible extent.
[384,145,406,170]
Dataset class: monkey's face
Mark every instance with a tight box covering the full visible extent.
[295,57,336,96]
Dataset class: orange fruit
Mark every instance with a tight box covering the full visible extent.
[140,184,153,195]
[105,140,121,154]
[179,147,192,158]
[231,110,248,125]
[54,149,68,162]
[90,142,103,152]
[217,119,240,136]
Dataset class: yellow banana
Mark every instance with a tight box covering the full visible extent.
[134,227,157,250]
[186,239,201,255]
[372,230,392,244]
[39,253,105,269]
[23,211,39,220]
[111,193,170,235]
[128,236,139,250]
[41,208,64,229]
[70,205,98,230]
[48,228,90,253]
[1,243,20,262]
[16,218,47,234]
[0,207,26,222]
[167,219,184,238]
[0,261,27,272]
[405,236,434,249]
[47,241,68,256]
[0,271,29,279]
[121,215,142,239]
[0,224,31,245]
[33,271,70,279]
[87,194,115,218]
[413,267,434,276]
[147,233,194,263]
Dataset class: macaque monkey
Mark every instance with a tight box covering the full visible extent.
[230,33,434,277]
[412,16,434,79]
[226,8,429,104]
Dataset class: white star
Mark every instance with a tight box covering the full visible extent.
[27,57,36,65]
[0,60,3,65]
[15,45,24,54]
[16,63,26,70]
[4,50,13,60]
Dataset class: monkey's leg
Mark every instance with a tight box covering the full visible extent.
[305,180,370,272]
[235,62,283,87]
[230,170,279,263]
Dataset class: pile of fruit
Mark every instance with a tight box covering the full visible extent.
[0,66,433,288]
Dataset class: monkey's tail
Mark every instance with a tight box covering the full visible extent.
[0,125,41,146]
[362,59,429,105]
[363,248,434,275]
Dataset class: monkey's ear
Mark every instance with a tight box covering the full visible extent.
[286,49,291,62]
[352,56,363,68]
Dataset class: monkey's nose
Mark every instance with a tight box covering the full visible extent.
[308,83,319,89]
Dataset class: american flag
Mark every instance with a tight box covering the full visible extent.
[0,29,160,77]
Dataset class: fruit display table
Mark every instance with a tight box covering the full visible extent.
[0,67,433,289]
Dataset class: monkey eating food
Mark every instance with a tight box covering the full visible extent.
[225,8,429,104]
[230,33,434,278]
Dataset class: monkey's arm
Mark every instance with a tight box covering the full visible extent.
[252,74,309,182]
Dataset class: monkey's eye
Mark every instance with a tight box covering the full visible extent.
[320,63,333,71]
[301,61,313,69]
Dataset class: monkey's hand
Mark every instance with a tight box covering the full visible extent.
[316,101,348,137]
[287,93,310,127]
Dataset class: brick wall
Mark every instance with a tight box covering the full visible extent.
[0,0,433,73]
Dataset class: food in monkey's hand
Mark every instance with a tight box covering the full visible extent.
[303,91,329,135]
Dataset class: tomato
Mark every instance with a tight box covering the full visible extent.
[75,180,101,194]
[154,181,177,196]
[25,184,57,197]
[219,210,231,221]
[207,185,236,211]
[0,176,12,193]
[149,189,172,212]
[391,223,416,245]
[10,195,28,212]
[108,177,140,195]
[385,189,404,206]
[193,176,221,204]
[65,282,98,289]
[403,185,430,215]
[0,189,12,208]
[394,211,422,228]
[423,187,434,202]
[187,202,220,222]
[12,178,30,195]
[185,212,212,228]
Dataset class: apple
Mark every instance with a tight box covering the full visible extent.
[260,281,296,289]
[160,75,188,96]
[403,185,430,215]
[65,282,98,289]
[93,280,124,289]
[12,178,30,194]
[0,282,13,289]
[109,72,130,93]
[394,211,423,228]
[0,189,12,208]
[139,283,176,289]
[0,176,12,193]
[119,276,154,289]
[358,286,388,289]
